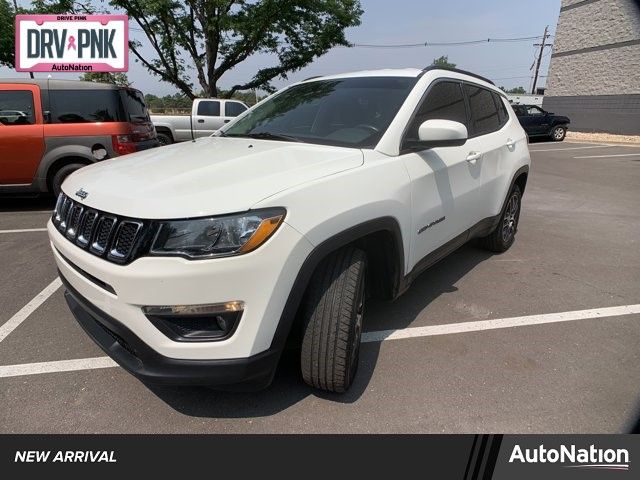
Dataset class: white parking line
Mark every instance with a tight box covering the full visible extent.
[362,304,640,342]
[0,277,62,343]
[0,228,48,234]
[1,303,638,378]
[573,153,640,159]
[0,357,116,378]
[529,145,613,152]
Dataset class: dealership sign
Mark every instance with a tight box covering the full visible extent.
[15,14,128,72]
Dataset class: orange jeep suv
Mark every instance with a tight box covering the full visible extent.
[0,79,158,196]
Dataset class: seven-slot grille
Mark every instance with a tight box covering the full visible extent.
[52,193,146,264]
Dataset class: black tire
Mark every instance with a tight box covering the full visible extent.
[300,246,366,393]
[51,163,86,198]
[550,125,566,142]
[156,131,173,146]
[481,185,522,253]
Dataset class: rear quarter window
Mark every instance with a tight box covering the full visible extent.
[121,89,150,123]
[49,89,124,123]
[0,90,36,125]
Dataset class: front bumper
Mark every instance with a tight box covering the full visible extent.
[62,274,280,388]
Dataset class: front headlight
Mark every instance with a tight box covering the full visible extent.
[150,208,286,259]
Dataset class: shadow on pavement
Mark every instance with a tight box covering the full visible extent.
[149,243,493,418]
[0,195,56,212]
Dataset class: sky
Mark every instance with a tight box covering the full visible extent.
[3,0,562,96]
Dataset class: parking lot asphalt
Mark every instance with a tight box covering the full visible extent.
[1,141,639,433]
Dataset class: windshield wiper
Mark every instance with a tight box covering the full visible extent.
[223,132,302,142]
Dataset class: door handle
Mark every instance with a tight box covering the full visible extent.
[505,138,515,149]
[466,151,482,163]
[224,119,230,123]
[197,119,205,123]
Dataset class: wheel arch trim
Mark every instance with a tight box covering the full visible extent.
[269,216,404,352]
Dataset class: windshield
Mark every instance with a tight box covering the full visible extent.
[223,76,418,148]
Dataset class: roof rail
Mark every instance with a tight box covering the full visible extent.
[421,65,495,85]
[302,75,323,82]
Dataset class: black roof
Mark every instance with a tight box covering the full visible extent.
[0,78,125,90]
[421,65,495,86]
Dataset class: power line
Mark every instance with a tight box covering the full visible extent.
[349,35,551,49]
[127,28,552,50]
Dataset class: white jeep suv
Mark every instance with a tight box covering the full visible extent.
[48,67,531,393]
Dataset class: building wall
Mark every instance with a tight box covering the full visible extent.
[543,0,640,134]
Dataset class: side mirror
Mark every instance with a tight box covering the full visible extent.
[416,119,468,148]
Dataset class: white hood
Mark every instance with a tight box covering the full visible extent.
[62,136,363,219]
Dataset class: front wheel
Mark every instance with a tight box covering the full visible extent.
[300,246,366,393]
[481,185,522,253]
[551,125,566,141]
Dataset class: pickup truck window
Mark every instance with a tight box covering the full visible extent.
[197,101,221,117]
[225,101,247,117]
[526,106,545,116]
[223,77,417,148]
[49,89,123,123]
[0,91,36,125]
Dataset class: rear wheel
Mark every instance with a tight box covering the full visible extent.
[300,246,366,393]
[481,185,522,253]
[156,131,173,146]
[51,163,86,198]
[551,125,566,141]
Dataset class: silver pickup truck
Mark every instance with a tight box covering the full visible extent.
[151,98,249,145]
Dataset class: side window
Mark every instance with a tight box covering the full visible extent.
[225,101,247,117]
[0,90,36,126]
[464,84,500,136]
[527,106,544,116]
[404,81,467,145]
[493,93,509,128]
[197,100,221,117]
[49,90,123,123]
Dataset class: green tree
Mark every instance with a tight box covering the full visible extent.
[507,86,527,94]
[0,0,14,68]
[432,55,456,68]
[79,72,131,86]
[110,0,362,99]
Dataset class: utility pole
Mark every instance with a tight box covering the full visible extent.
[531,25,551,94]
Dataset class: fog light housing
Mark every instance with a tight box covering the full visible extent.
[142,302,244,342]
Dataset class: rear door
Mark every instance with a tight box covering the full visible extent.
[0,85,45,184]
[462,84,512,221]
[193,100,223,137]
[400,80,485,269]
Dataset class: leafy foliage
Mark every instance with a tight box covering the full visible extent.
[432,55,456,68]
[79,72,131,86]
[110,0,362,99]
[0,0,13,68]
[499,86,527,94]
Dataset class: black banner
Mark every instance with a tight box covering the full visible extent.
[0,434,637,478]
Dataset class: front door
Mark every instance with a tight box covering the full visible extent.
[400,80,485,270]
[520,105,549,135]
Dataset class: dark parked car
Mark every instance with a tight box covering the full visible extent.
[511,104,570,141]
